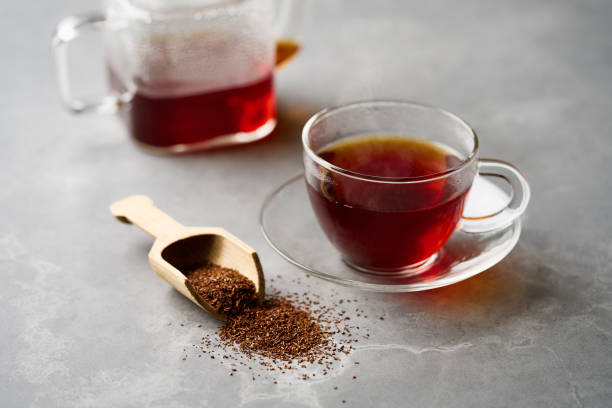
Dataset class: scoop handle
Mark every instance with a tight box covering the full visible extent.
[110,195,184,239]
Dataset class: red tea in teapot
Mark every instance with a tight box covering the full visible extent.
[125,74,275,149]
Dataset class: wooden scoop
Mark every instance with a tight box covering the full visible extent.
[110,195,264,321]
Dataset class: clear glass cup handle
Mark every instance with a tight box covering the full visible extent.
[52,11,131,114]
[460,159,531,233]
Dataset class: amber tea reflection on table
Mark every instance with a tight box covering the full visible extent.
[306,136,470,272]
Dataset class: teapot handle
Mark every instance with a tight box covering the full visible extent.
[51,11,132,114]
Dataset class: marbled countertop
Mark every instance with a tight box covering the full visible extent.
[1,0,611,406]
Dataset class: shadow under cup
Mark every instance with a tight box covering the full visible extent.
[302,101,479,274]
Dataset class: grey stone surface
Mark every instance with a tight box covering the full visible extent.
[1,0,611,406]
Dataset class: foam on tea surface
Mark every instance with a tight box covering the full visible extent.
[318,135,460,179]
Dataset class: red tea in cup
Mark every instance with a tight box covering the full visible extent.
[307,136,469,271]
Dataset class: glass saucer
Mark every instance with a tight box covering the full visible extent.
[260,174,521,292]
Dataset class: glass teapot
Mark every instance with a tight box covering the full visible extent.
[53,0,299,153]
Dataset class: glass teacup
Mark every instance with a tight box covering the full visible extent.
[303,101,530,274]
